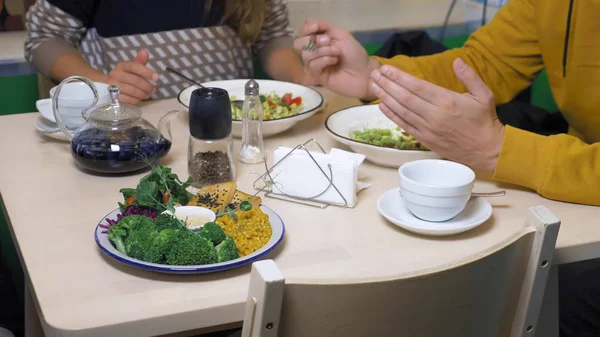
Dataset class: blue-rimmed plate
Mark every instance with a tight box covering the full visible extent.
[94,205,285,274]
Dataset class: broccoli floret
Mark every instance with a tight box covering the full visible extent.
[155,213,184,231]
[120,215,156,231]
[108,215,155,255]
[142,229,179,263]
[199,222,226,246]
[144,214,185,262]
[125,226,159,261]
[215,236,239,263]
[108,225,128,255]
[165,231,217,265]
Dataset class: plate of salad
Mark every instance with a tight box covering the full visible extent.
[325,104,441,168]
[230,92,304,121]
[178,79,324,138]
[94,165,285,274]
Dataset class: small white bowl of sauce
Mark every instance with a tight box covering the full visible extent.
[165,206,216,231]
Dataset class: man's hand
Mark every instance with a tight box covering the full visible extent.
[293,19,380,100]
[106,49,159,105]
[370,58,505,171]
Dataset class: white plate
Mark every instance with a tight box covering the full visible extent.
[36,98,55,122]
[33,115,69,141]
[94,205,285,274]
[377,188,492,236]
[326,104,441,168]
[177,79,324,138]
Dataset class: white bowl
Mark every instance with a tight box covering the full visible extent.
[49,82,110,106]
[177,79,324,138]
[398,159,475,222]
[37,82,111,129]
[165,206,216,231]
[325,104,441,168]
[399,189,472,223]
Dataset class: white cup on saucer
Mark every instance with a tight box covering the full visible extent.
[398,159,475,222]
[36,82,110,130]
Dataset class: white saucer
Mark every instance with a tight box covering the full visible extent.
[34,115,69,141]
[377,188,493,236]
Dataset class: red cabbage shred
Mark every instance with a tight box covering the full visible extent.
[99,205,158,233]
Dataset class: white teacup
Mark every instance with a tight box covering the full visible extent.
[36,82,110,129]
[398,159,475,222]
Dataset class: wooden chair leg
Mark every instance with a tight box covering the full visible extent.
[241,260,285,337]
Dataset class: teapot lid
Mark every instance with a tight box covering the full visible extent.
[90,85,142,122]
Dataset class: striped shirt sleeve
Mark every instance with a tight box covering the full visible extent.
[24,0,88,77]
[254,0,295,62]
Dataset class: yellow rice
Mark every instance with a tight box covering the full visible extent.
[215,207,272,257]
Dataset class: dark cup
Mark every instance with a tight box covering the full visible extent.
[189,87,232,140]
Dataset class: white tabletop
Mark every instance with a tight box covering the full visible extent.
[1,87,598,337]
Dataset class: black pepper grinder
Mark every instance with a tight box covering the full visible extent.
[188,87,235,187]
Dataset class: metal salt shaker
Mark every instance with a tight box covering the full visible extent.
[239,79,265,164]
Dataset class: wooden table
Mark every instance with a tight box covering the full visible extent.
[1,88,598,337]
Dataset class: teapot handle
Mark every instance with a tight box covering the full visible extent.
[157,110,181,143]
[52,76,99,140]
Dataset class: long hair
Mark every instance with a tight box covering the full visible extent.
[205,0,267,46]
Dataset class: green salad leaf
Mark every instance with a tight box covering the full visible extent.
[120,188,137,200]
[119,164,195,213]
[136,181,160,207]
[239,201,252,211]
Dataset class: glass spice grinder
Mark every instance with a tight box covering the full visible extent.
[188,87,235,187]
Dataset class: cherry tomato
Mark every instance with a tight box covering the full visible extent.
[282,93,292,106]
[290,97,302,106]
[163,191,170,203]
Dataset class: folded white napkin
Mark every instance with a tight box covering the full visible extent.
[269,146,371,207]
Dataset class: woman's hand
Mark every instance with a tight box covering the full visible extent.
[260,46,320,87]
[370,58,505,171]
[293,68,320,86]
[105,49,159,105]
[293,19,381,100]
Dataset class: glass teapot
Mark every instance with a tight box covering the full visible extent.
[52,76,179,174]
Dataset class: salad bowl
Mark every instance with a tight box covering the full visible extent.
[325,104,441,168]
[178,79,325,138]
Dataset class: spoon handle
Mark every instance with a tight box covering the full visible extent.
[165,67,204,88]
[472,191,506,197]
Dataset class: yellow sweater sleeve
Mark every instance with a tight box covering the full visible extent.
[495,127,600,206]
[373,0,544,104]
[371,0,600,205]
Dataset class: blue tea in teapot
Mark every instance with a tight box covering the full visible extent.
[53,76,178,174]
